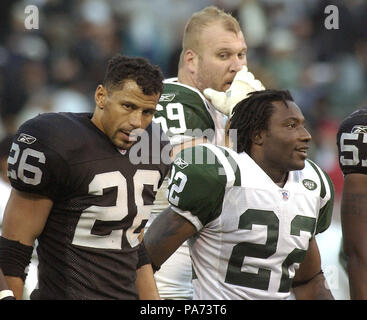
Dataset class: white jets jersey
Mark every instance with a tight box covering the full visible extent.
[167,144,334,300]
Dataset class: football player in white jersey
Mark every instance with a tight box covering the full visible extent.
[149,5,264,300]
[145,89,334,299]
[337,108,367,299]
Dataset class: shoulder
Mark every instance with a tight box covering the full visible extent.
[172,144,242,190]
[159,80,208,114]
[17,112,90,147]
[19,111,84,130]
[168,144,232,228]
[16,112,103,160]
[302,159,334,200]
[160,80,210,118]
[301,160,334,234]
[154,79,215,134]
[337,108,367,134]
[337,108,367,175]
[162,78,207,106]
[8,113,94,198]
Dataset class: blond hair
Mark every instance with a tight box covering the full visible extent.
[179,6,241,66]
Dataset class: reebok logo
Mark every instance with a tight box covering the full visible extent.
[174,157,189,169]
[159,93,175,102]
[351,125,367,134]
[17,133,37,145]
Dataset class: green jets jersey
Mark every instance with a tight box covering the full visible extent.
[153,78,227,146]
[150,78,226,300]
[167,144,334,300]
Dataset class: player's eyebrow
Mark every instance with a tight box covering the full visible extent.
[287,116,301,121]
[119,100,137,108]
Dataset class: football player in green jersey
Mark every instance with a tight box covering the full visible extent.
[145,89,335,300]
[149,5,264,300]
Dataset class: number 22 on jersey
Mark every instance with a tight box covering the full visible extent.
[169,169,316,293]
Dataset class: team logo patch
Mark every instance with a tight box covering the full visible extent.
[159,93,175,102]
[17,133,37,145]
[302,179,317,191]
[351,125,367,134]
[174,157,189,169]
[279,190,290,201]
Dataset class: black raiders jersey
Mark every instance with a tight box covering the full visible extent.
[337,108,367,175]
[7,112,171,299]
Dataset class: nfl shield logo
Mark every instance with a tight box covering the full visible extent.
[279,190,290,201]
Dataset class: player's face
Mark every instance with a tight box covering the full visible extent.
[261,100,312,174]
[193,22,247,93]
[95,80,159,150]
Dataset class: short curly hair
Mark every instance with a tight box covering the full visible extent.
[103,54,164,95]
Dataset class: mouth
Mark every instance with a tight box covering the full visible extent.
[295,146,309,157]
[119,130,138,142]
[224,80,234,90]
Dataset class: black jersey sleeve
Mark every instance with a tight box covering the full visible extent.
[7,114,70,200]
[337,108,367,175]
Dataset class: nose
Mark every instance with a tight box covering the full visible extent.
[129,110,142,128]
[230,55,247,73]
[301,126,312,142]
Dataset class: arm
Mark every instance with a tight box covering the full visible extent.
[171,137,207,161]
[0,268,9,291]
[292,238,334,300]
[340,173,367,299]
[0,268,15,300]
[1,188,53,299]
[135,264,160,300]
[134,230,160,300]
[144,206,197,270]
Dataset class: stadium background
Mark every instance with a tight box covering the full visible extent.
[0,0,366,299]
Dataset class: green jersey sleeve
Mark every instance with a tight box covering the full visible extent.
[315,170,334,234]
[167,145,228,230]
[307,160,335,234]
[153,80,216,143]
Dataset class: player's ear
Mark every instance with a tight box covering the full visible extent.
[95,85,107,109]
[184,49,198,74]
[252,130,264,146]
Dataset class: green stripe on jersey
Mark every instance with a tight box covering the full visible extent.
[306,159,334,234]
[306,159,326,198]
[221,148,241,187]
[316,171,334,234]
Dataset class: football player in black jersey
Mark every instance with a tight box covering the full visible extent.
[337,108,367,299]
[0,54,171,299]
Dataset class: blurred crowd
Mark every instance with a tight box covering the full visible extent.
[0,0,366,197]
